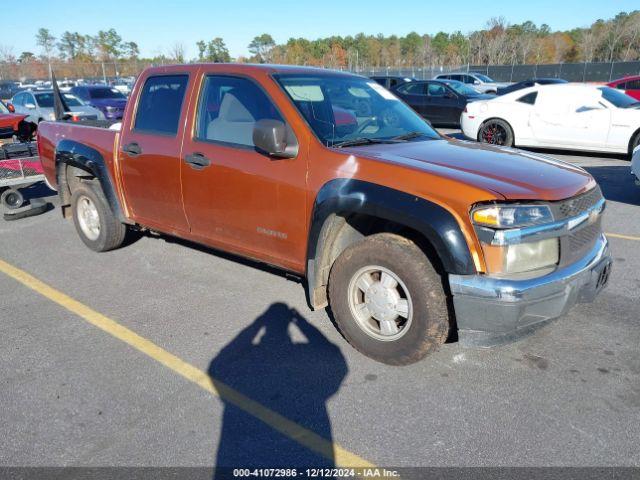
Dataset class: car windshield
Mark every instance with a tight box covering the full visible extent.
[89,87,126,99]
[0,102,9,114]
[598,86,638,108]
[275,74,440,147]
[35,93,83,108]
[474,74,494,83]
[444,81,478,96]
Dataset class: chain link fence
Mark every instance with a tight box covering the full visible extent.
[355,61,640,82]
[1,60,640,84]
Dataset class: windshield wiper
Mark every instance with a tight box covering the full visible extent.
[390,131,427,141]
[331,137,399,148]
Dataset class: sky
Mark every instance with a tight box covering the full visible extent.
[1,0,638,59]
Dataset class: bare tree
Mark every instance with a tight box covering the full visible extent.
[169,42,186,63]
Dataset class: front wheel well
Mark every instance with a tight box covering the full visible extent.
[307,212,446,310]
[629,128,640,156]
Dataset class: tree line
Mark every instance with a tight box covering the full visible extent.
[0,10,639,81]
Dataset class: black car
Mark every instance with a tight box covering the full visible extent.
[497,78,568,95]
[392,79,493,127]
[370,76,416,90]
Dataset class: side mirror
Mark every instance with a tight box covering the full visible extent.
[25,102,36,109]
[6,102,15,112]
[252,119,298,159]
[444,92,455,99]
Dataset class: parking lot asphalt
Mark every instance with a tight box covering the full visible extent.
[1,133,639,469]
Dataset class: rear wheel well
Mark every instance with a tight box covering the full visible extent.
[57,163,96,219]
[308,212,446,310]
[477,117,515,145]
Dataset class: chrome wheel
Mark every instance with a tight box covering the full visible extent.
[76,195,101,241]
[347,265,413,341]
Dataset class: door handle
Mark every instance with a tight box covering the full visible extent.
[122,142,142,156]
[184,152,211,170]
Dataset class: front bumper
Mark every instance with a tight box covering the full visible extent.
[449,234,612,347]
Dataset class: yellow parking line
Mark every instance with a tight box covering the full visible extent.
[0,258,374,468]
[606,232,640,241]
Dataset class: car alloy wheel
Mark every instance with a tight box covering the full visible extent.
[347,265,413,341]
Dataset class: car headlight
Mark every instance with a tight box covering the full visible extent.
[481,238,559,275]
[105,106,116,112]
[48,112,56,120]
[472,204,553,229]
[472,203,559,275]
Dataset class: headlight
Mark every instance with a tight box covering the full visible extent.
[48,112,56,120]
[105,106,116,112]
[472,204,553,229]
[481,238,559,275]
[472,203,559,275]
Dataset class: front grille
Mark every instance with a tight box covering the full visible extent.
[554,186,603,220]
[569,220,601,251]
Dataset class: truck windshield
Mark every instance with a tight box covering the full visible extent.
[275,74,440,147]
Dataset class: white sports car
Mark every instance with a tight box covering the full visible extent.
[461,84,640,156]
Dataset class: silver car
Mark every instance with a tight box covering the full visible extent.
[10,90,106,123]
[433,72,509,94]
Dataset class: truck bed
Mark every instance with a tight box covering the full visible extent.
[37,121,119,190]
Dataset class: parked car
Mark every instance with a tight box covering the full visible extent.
[607,75,640,101]
[0,81,21,101]
[370,76,416,90]
[70,85,127,120]
[433,72,508,94]
[497,78,568,95]
[0,101,36,142]
[461,84,640,155]
[38,64,611,365]
[10,90,106,123]
[393,79,493,126]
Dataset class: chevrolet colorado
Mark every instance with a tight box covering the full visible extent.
[37,64,612,365]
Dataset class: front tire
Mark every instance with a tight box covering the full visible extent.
[328,233,449,365]
[71,182,126,252]
[478,118,514,147]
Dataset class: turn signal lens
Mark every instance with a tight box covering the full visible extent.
[472,204,553,229]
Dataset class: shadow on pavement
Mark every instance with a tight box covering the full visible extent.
[208,303,348,477]
[583,165,640,207]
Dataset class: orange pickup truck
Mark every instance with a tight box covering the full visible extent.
[38,64,612,365]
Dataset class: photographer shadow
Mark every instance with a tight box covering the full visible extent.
[208,303,348,478]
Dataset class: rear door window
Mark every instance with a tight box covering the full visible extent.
[134,75,189,135]
[397,82,426,95]
[517,92,538,105]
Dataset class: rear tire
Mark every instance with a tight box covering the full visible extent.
[71,182,126,252]
[478,118,514,147]
[328,233,449,365]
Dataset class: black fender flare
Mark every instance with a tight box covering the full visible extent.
[55,139,126,222]
[306,178,476,308]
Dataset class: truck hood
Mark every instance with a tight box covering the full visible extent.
[344,138,595,201]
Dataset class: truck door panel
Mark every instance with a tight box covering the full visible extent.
[180,74,307,270]
[118,74,192,232]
